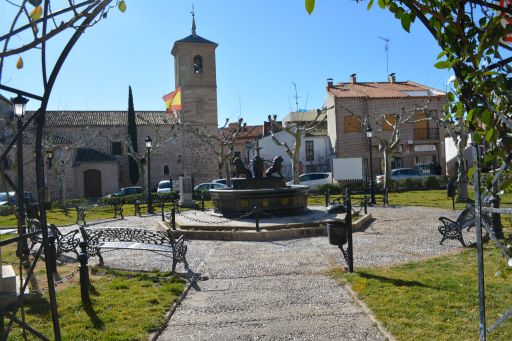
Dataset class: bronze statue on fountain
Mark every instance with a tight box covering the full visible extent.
[209,139,308,217]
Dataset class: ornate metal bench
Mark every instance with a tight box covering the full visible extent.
[75,203,124,226]
[26,220,188,273]
[83,228,188,273]
[438,206,476,246]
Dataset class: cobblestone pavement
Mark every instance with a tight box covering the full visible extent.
[68,206,462,340]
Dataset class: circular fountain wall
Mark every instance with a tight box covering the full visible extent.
[209,178,308,218]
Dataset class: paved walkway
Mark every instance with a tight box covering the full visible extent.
[71,206,462,340]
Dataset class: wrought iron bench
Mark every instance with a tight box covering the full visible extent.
[84,228,188,273]
[75,203,124,226]
[438,205,476,247]
[26,220,188,273]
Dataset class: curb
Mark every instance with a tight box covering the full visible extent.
[156,213,372,241]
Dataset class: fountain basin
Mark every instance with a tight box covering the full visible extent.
[210,185,309,218]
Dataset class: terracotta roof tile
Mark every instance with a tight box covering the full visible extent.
[328,81,446,99]
[26,111,177,127]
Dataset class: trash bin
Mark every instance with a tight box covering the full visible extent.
[326,219,348,246]
[25,202,39,219]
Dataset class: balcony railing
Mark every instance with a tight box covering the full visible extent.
[414,128,439,140]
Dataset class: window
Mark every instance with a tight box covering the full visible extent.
[193,55,203,73]
[343,116,361,133]
[164,165,169,175]
[381,114,397,131]
[305,141,314,161]
[112,141,122,155]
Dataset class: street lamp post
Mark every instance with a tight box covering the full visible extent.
[145,136,154,214]
[11,94,29,257]
[364,116,377,205]
[46,149,54,169]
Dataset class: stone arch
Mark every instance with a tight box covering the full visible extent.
[164,165,169,175]
[193,55,203,73]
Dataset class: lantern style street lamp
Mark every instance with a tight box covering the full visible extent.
[11,94,29,257]
[364,116,377,205]
[145,136,154,214]
[46,149,54,169]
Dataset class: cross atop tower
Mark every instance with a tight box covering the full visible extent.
[191,5,196,36]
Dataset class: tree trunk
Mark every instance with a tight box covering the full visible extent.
[292,133,302,183]
[456,134,468,202]
[382,147,392,189]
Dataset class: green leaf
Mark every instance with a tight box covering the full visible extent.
[436,50,448,60]
[305,0,315,15]
[401,12,411,32]
[481,110,492,125]
[378,0,386,9]
[485,128,494,142]
[447,92,454,102]
[118,1,127,13]
[367,0,374,10]
[434,61,450,69]
[29,6,42,21]
[16,56,23,69]
[466,108,474,122]
[467,166,475,180]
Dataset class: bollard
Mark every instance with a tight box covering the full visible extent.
[345,189,354,273]
[48,234,57,274]
[78,241,90,305]
[363,194,368,214]
[161,201,165,222]
[254,206,260,232]
[325,189,330,207]
[201,194,205,212]
[171,206,176,230]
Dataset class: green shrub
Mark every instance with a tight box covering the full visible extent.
[122,193,143,204]
[317,183,344,195]
[403,178,423,190]
[157,191,179,202]
[0,205,15,216]
[424,176,440,189]
[97,196,123,206]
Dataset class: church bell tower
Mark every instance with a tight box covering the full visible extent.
[171,11,219,182]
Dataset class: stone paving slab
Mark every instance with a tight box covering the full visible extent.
[56,206,463,340]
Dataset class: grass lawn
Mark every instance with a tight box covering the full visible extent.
[1,238,185,340]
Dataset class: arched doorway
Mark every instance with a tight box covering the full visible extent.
[84,169,102,197]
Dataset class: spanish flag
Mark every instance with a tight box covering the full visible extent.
[162,87,182,112]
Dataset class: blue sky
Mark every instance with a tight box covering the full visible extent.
[0,0,452,125]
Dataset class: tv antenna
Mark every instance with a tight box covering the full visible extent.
[378,36,390,77]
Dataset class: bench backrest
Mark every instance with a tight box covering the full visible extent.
[86,228,174,246]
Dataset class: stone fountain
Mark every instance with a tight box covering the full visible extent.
[209,140,308,217]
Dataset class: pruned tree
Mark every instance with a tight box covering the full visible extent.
[184,118,246,187]
[268,108,327,184]
[370,101,432,189]
[426,108,470,202]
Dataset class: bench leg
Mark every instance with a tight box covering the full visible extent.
[97,249,104,267]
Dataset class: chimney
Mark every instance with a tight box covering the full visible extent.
[349,73,356,84]
[327,78,333,88]
[388,73,396,83]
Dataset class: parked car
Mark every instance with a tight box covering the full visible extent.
[0,191,16,206]
[157,180,172,194]
[108,186,142,197]
[0,192,35,206]
[286,172,332,189]
[194,182,227,192]
[211,178,227,185]
[375,168,437,184]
